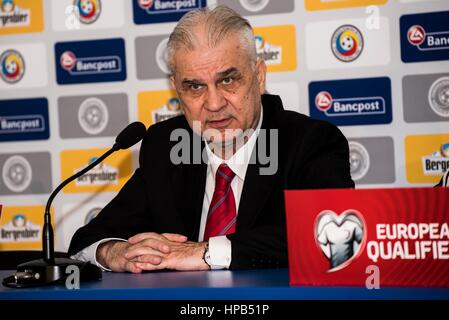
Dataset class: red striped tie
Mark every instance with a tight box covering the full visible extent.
[204,163,237,241]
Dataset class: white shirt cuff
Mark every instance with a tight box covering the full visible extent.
[208,236,232,269]
[70,238,126,272]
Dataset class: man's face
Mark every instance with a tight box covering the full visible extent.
[170,32,266,143]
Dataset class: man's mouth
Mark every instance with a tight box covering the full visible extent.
[207,117,232,129]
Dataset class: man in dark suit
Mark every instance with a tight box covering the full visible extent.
[69,6,354,272]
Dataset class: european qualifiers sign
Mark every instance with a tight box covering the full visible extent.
[285,187,449,287]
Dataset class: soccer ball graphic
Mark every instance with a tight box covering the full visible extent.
[5,59,18,75]
[80,0,94,15]
[340,36,354,51]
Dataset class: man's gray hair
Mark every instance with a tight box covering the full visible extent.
[166,5,257,74]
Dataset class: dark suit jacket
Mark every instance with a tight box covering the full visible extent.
[69,94,354,269]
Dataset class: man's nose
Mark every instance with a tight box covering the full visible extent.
[204,86,226,112]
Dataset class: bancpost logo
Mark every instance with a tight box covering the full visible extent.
[253,25,296,72]
[305,0,387,11]
[331,25,363,62]
[309,77,392,126]
[61,148,132,193]
[315,209,366,272]
[138,90,183,127]
[133,0,207,24]
[55,38,127,85]
[401,11,449,63]
[0,206,53,251]
[0,49,24,84]
[0,0,43,35]
[74,0,101,24]
[405,134,449,184]
[0,97,49,142]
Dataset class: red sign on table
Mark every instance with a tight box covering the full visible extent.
[285,187,449,287]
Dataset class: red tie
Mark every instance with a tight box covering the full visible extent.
[204,163,237,241]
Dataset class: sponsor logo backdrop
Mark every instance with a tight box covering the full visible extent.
[0,0,448,251]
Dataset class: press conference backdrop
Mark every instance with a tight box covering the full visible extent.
[0,0,448,252]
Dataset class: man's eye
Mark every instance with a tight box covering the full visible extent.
[189,84,203,91]
[222,77,233,85]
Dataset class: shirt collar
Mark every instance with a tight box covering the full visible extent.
[205,106,263,181]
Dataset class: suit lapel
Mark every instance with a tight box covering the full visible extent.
[236,95,281,230]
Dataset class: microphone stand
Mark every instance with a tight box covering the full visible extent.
[2,145,120,288]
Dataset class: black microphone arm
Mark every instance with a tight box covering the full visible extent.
[43,147,116,263]
[3,121,147,288]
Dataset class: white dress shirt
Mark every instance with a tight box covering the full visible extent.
[72,108,263,271]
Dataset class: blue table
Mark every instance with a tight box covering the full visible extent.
[1,269,448,300]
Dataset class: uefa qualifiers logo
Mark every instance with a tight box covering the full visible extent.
[349,141,370,182]
[0,49,25,84]
[314,209,367,272]
[78,97,109,135]
[239,0,270,12]
[331,25,364,62]
[74,0,101,24]
[156,37,170,74]
[2,155,32,193]
[428,77,449,118]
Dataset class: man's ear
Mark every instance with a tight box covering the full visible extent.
[169,75,176,90]
[256,59,267,95]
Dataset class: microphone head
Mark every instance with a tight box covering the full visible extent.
[114,121,147,150]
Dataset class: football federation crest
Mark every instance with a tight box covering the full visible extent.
[0,49,25,84]
[331,25,364,62]
[2,155,32,193]
[428,77,449,118]
[349,141,370,181]
[78,97,109,135]
[315,209,366,272]
[74,0,101,24]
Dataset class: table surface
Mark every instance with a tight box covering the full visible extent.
[1,269,448,300]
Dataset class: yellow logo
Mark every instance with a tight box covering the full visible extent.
[61,148,132,193]
[305,0,387,11]
[405,134,449,184]
[0,0,43,35]
[138,89,183,127]
[253,25,297,72]
[0,205,53,251]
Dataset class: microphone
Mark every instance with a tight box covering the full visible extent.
[3,121,147,288]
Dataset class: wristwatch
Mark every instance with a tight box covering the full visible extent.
[202,242,212,269]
